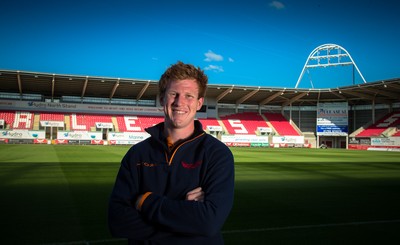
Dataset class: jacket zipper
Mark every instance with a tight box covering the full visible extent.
[165,133,205,165]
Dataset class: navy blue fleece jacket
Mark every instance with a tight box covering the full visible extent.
[108,120,235,245]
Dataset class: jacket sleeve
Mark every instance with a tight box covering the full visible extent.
[107,148,172,240]
[139,142,235,237]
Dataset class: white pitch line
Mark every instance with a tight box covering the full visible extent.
[41,238,125,245]
[221,219,400,234]
[41,219,400,245]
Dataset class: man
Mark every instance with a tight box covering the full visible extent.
[108,61,235,244]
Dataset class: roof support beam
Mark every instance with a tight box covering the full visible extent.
[386,83,400,90]
[137,80,150,101]
[282,92,307,107]
[259,90,283,105]
[360,87,399,98]
[17,72,22,95]
[51,75,55,101]
[216,85,234,102]
[339,90,375,100]
[109,78,120,99]
[330,90,348,100]
[81,76,89,98]
[341,90,391,104]
[236,87,260,105]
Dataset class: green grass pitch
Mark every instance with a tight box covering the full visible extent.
[0,145,399,244]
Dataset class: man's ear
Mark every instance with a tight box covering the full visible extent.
[197,97,204,110]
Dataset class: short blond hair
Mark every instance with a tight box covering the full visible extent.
[158,61,208,99]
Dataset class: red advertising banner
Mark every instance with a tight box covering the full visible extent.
[34,139,48,144]
[91,140,104,145]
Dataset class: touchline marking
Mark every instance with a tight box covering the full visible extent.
[41,238,125,245]
[41,219,400,245]
[221,219,400,234]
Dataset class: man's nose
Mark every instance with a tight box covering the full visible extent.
[173,94,183,105]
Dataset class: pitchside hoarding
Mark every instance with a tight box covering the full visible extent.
[316,102,348,136]
[221,135,269,147]
[57,131,102,140]
[0,130,45,139]
[272,136,304,144]
[371,137,400,146]
[107,132,150,145]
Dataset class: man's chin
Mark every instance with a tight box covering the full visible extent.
[171,119,191,129]
[171,121,184,128]
[167,117,193,129]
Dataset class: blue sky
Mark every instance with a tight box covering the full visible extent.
[0,0,399,89]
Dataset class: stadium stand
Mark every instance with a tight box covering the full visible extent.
[219,112,269,135]
[4,109,400,138]
[263,112,300,136]
[116,115,164,132]
[115,115,131,132]
[0,111,34,129]
[0,111,15,129]
[70,113,113,131]
[138,116,164,130]
[356,112,400,137]
[39,112,65,121]
[198,117,221,131]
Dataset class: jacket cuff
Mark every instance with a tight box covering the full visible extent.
[135,192,152,211]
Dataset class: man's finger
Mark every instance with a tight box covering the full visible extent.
[187,187,202,195]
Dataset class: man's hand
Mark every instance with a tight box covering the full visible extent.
[186,187,204,202]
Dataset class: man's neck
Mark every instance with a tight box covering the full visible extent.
[164,125,195,145]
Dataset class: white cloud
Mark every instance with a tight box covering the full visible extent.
[204,50,223,62]
[269,1,285,10]
[228,57,234,62]
[204,65,224,72]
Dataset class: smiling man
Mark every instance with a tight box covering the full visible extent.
[108,61,235,245]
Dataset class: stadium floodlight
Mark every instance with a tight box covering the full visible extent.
[295,43,367,88]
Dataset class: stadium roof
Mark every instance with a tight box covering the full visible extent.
[1,69,399,107]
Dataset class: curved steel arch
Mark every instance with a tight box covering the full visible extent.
[295,43,367,88]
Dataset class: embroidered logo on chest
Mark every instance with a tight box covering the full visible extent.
[137,162,158,167]
[181,160,202,169]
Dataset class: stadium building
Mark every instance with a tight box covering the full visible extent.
[1,44,400,150]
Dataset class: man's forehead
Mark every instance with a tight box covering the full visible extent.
[167,79,199,90]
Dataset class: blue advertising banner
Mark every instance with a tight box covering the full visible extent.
[316,102,348,136]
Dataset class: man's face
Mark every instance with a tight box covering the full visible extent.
[161,79,204,130]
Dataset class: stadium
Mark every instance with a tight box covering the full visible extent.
[1,44,400,244]
[1,44,400,149]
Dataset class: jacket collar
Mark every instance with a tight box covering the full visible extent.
[145,120,205,146]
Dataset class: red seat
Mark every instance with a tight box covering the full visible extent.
[264,113,299,136]
[356,112,400,137]
[220,112,269,135]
